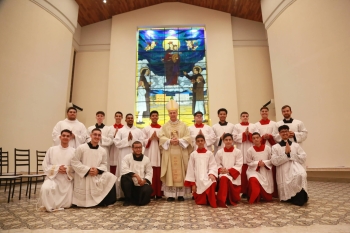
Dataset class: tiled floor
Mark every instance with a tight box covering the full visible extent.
[0,181,350,233]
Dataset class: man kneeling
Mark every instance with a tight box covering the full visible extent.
[39,129,75,212]
[120,141,153,206]
[71,128,117,207]
[184,135,218,208]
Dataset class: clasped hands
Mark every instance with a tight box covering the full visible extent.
[134,174,146,186]
[58,165,67,174]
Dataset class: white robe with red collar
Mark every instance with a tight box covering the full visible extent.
[188,124,216,151]
[215,147,243,185]
[255,119,277,147]
[212,122,235,154]
[142,124,162,167]
[232,123,259,163]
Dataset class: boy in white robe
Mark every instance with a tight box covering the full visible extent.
[212,108,235,154]
[109,111,124,175]
[271,125,308,206]
[232,111,259,197]
[52,107,87,148]
[184,135,218,208]
[87,111,114,171]
[188,111,216,151]
[120,141,153,206]
[246,133,273,204]
[71,128,117,207]
[39,129,75,212]
[273,105,308,146]
[142,110,162,199]
[216,133,243,207]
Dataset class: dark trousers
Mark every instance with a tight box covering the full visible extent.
[98,184,117,206]
[121,175,153,206]
[289,189,308,206]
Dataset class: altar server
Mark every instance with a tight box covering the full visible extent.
[188,111,216,151]
[212,108,235,154]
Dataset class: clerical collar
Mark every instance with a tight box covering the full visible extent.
[113,123,123,129]
[219,121,228,126]
[253,144,265,152]
[194,123,204,128]
[197,148,207,153]
[132,153,144,161]
[283,118,294,123]
[259,119,270,125]
[87,142,99,149]
[95,123,105,129]
[224,146,234,152]
[240,122,249,126]
[279,140,292,147]
[151,123,161,128]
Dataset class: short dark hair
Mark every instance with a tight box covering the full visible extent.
[194,111,203,117]
[125,113,133,118]
[217,108,227,115]
[223,133,233,140]
[61,129,72,135]
[96,111,105,116]
[260,106,269,111]
[150,110,159,117]
[252,132,261,137]
[240,111,249,117]
[91,128,102,133]
[132,141,142,148]
[67,107,77,113]
[195,134,205,141]
[115,111,123,117]
[281,105,291,111]
[278,125,290,132]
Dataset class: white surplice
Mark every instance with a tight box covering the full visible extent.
[188,124,216,151]
[232,123,259,163]
[255,120,277,147]
[215,148,243,185]
[52,119,87,148]
[121,153,153,185]
[39,145,75,211]
[273,119,308,146]
[142,125,162,167]
[71,144,117,207]
[271,141,307,201]
[212,122,235,154]
[185,150,218,194]
[246,145,274,194]
[109,124,123,167]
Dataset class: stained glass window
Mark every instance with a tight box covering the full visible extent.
[135,27,208,127]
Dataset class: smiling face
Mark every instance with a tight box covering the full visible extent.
[150,112,159,124]
[282,107,292,119]
[260,109,269,119]
[96,114,105,124]
[115,113,122,124]
[132,142,143,155]
[125,115,134,127]
[218,111,227,122]
[60,132,71,145]
[168,110,178,122]
[223,135,233,148]
[90,130,102,144]
[279,129,289,141]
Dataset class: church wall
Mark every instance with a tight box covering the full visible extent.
[263,0,350,168]
[0,0,76,171]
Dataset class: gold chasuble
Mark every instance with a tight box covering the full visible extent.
[159,120,192,187]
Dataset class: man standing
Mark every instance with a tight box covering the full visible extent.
[271,125,308,206]
[188,111,216,151]
[39,129,75,212]
[255,107,276,147]
[114,113,144,199]
[120,141,153,206]
[52,107,87,148]
[71,128,117,207]
[159,100,192,201]
[273,105,308,146]
[142,110,162,199]
[87,111,114,171]
[212,108,235,154]
[109,111,124,175]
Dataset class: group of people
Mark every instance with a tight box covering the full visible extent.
[39,101,308,212]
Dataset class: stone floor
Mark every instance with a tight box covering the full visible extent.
[0,181,350,233]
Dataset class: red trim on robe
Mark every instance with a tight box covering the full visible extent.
[241,164,249,194]
[194,123,204,128]
[184,180,196,187]
[259,119,270,125]
[217,176,241,207]
[240,122,249,126]
[224,146,234,152]
[228,168,240,180]
[113,123,124,129]
[193,183,217,208]
[262,135,276,146]
[242,132,253,142]
[253,144,265,152]
[248,177,272,204]
[197,148,207,153]
[145,139,152,148]
[150,123,161,128]
[151,167,162,197]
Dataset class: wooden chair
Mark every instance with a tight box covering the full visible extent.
[34,150,46,194]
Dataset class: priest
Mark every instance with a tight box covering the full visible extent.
[71,128,117,207]
[188,111,216,151]
[39,129,75,212]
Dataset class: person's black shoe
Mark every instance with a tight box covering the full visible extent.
[241,193,248,199]
[155,196,163,200]
[192,196,195,200]
[167,197,175,202]
[117,197,125,202]
[178,196,185,201]
[123,201,131,206]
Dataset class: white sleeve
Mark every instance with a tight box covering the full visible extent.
[144,160,153,183]
[271,146,290,166]
[246,149,259,169]
[101,126,114,147]
[205,127,217,147]
[52,122,61,146]
[294,122,308,143]
[75,124,88,145]
[290,144,307,165]
[71,147,90,178]
[114,130,131,149]
[207,153,218,178]
[184,154,196,183]
[232,125,243,143]
[42,148,59,179]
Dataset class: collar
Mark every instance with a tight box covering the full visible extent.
[259,119,270,125]
[279,140,293,147]
[219,121,228,126]
[87,142,99,149]
[224,146,234,152]
[65,118,77,122]
[151,123,161,128]
[113,123,123,129]
[196,148,207,153]
[240,122,249,126]
[95,123,105,129]
[253,144,265,152]
[194,123,204,128]
[132,153,144,161]
[283,118,294,123]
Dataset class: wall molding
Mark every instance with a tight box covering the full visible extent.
[30,0,76,34]
[263,0,296,30]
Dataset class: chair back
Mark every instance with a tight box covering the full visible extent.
[14,148,30,175]
[36,150,46,174]
[1,148,10,175]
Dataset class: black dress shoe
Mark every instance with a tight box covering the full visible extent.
[178,196,185,201]
[155,196,163,199]
[167,197,175,202]
[123,201,131,206]
[241,193,248,199]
